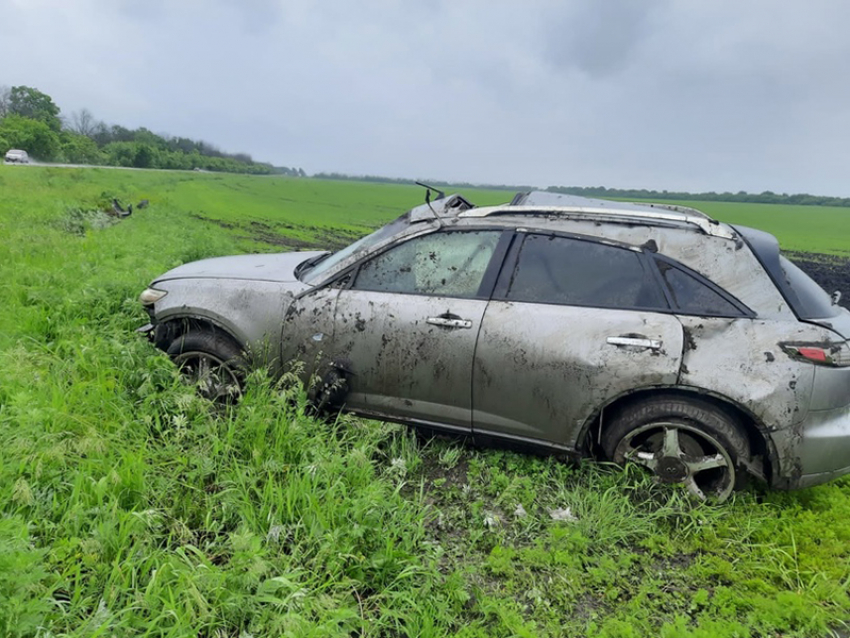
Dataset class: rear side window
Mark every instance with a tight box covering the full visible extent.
[779,256,839,319]
[503,234,666,309]
[733,225,839,320]
[655,260,745,317]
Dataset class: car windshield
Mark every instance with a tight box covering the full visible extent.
[300,214,411,284]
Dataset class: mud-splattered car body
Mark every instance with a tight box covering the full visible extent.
[139,191,850,496]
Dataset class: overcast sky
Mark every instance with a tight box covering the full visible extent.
[2,0,850,195]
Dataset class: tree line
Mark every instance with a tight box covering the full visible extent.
[544,185,850,209]
[0,85,304,176]
[313,172,850,209]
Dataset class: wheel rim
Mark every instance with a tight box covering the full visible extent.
[613,422,735,501]
[173,351,242,402]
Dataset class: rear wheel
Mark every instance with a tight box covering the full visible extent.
[601,396,749,502]
[167,330,246,402]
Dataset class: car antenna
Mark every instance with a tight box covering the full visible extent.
[415,181,446,204]
[414,181,446,224]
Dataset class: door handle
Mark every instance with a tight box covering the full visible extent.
[607,336,662,350]
[427,315,473,329]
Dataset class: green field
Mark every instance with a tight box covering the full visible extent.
[2,165,850,637]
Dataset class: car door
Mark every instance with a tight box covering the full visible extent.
[330,229,508,431]
[473,232,684,449]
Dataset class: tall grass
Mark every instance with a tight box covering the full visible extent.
[1,166,849,636]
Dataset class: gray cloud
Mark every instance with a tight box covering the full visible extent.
[2,0,850,195]
[543,0,668,77]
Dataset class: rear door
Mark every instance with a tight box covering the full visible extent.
[331,229,508,430]
[473,232,684,448]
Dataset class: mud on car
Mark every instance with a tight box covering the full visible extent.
[139,191,850,501]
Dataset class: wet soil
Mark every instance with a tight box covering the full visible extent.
[787,252,850,309]
[190,212,358,251]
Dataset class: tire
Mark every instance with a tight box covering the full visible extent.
[166,330,246,402]
[601,395,749,502]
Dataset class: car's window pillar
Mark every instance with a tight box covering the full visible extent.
[650,255,754,318]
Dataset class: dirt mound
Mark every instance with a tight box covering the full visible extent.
[788,252,849,309]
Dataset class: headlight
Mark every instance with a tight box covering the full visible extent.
[139,287,168,305]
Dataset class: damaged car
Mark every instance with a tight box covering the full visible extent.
[138,190,850,500]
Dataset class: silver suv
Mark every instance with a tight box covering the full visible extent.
[138,191,850,500]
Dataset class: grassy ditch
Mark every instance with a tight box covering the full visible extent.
[1,166,850,637]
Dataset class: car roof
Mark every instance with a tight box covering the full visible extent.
[401,190,792,320]
[458,191,735,240]
[409,190,735,239]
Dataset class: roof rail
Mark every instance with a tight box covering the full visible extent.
[625,201,713,220]
[457,205,736,239]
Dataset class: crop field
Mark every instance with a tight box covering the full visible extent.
[2,165,850,637]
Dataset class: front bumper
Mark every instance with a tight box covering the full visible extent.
[136,320,176,350]
[772,403,850,489]
[136,322,154,337]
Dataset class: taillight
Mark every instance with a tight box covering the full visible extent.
[782,342,850,367]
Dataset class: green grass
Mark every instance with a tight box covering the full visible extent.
[1,165,850,636]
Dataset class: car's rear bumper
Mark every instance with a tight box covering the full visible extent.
[772,403,850,489]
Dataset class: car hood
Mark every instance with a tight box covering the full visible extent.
[153,251,327,284]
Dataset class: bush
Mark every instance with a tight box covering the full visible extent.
[0,115,60,160]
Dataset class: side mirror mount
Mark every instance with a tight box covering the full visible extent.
[832,290,842,306]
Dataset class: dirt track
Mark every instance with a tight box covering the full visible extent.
[789,252,849,310]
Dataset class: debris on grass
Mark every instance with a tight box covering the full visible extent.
[389,457,408,476]
[548,506,578,522]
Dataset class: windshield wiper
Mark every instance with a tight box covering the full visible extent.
[295,252,332,280]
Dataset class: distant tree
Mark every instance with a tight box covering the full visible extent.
[0,86,10,118]
[60,131,103,164]
[133,144,155,168]
[8,86,61,131]
[0,133,9,154]
[0,115,60,159]
[109,125,134,143]
[0,84,275,173]
[90,120,111,146]
[169,136,196,154]
[102,141,138,167]
[68,108,97,137]
[133,128,167,150]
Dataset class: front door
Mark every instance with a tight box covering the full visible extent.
[330,229,505,430]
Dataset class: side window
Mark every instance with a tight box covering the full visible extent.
[504,234,665,309]
[655,260,744,317]
[353,230,501,298]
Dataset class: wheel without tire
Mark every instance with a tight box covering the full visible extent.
[166,330,246,402]
[601,395,749,502]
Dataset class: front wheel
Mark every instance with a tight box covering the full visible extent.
[601,395,750,502]
[167,330,246,402]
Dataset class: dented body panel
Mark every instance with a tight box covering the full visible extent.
[153,278,298,366]
[473,303,683,447]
